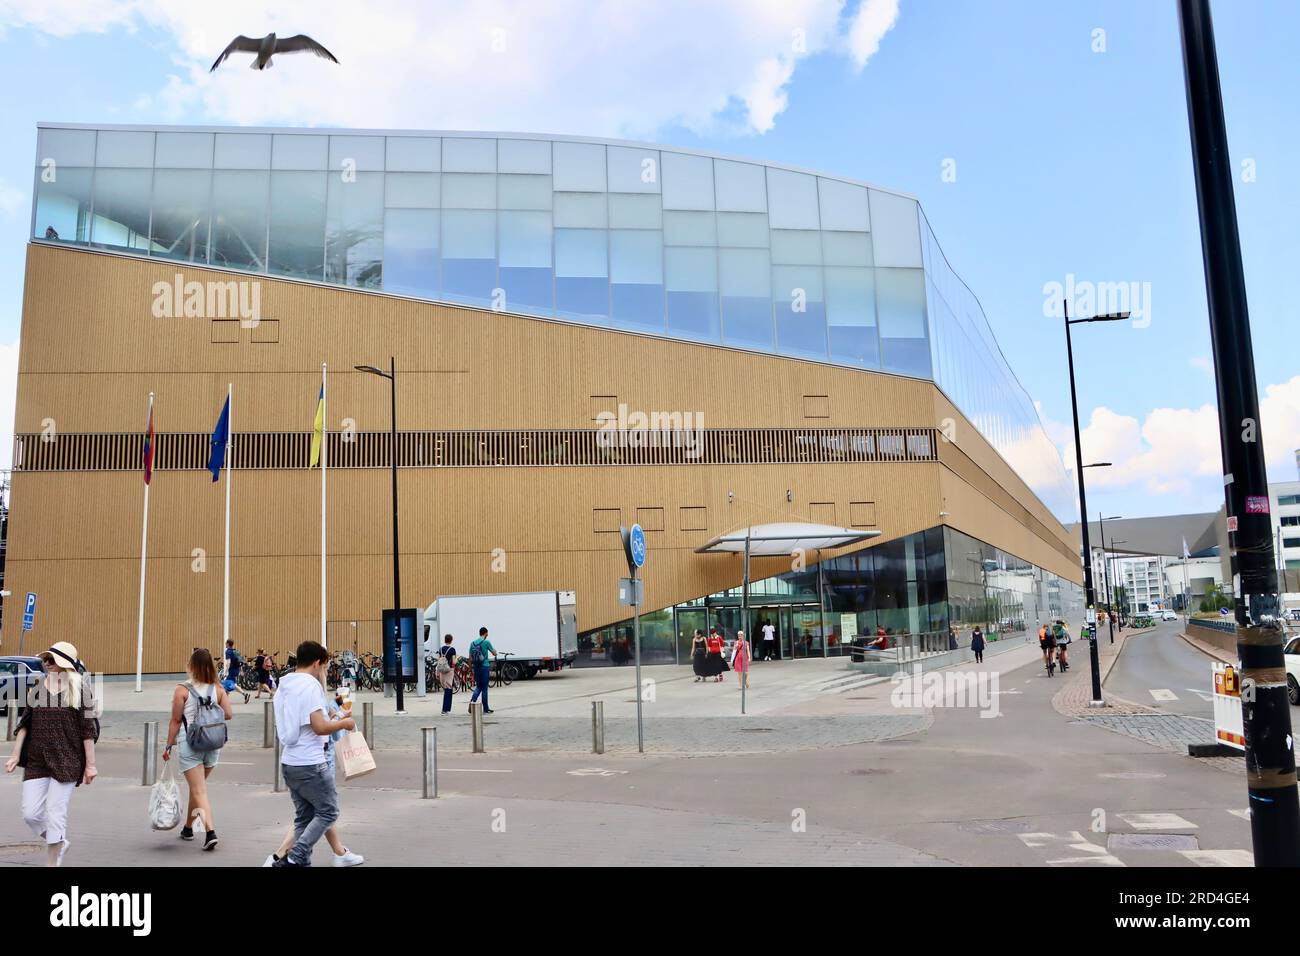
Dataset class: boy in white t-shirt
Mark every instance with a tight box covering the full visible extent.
[270,641,356,868]
[761,621,776,661]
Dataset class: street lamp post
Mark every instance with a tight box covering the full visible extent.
[1098,514,1122,644]
[356,357,405,715]
[1109,540,1128,629]
[1064,304,1127,706]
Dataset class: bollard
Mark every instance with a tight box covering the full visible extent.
[273,734,283,792]
[6,704,16,742]
[363,701,375,749]
[470,702,485,753]
[142,721,158,786]
[422,727,438,799]
[263,701,274,748]
[592,700,605,754]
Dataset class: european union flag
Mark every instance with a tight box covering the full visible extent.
[208,395,230,482]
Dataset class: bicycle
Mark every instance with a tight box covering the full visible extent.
[1045,646,1056,677]
[453,657,475,693]
[490,653,520,688]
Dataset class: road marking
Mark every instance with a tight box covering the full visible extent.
[1185,688,1214,702]
[1117,812,1197,830]
[1149,689,1178,702]
[567,767,629,777]
[1227,809,1251,821]
[1180,849,1253,867]
[1019,831,1125,867]
[440,768,513,774]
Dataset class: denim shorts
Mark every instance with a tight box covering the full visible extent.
[177,738,220,773]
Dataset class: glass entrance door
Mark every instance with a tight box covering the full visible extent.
[674,607,708,665]
[790,606,824,658]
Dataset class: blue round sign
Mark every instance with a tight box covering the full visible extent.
[629,524,647,568]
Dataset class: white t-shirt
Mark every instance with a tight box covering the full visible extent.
[762,625,775,641]
[275,672,330,766]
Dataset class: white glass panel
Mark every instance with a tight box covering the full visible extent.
[498,174,552,209]
[607,145,660,193]
[555,228,607,277]
[554,192,606,228]
[385,172,439,208]
[717,212,768,247]
[442,137,496,172]
[37,128,96,166]
[329,135,385,171]
[610,230,663,283]
[553,142,606,192]
[498,139,551,174]
[663,211,716,246]
[765,168,819,229]
[96,130,154,168]
[770,229,822,265]
[825,267,875,326]
[714,159,766,212]
[609,193,661,229]
[90,168,152,249]
[272,134,328,170]
[499,211,552,267]
[155,132,213,168]
[386,137,440,172]
[442,173,496,209]
[823,231,872,266]
[868,190,922,267]
[665,247,717,292]
[441,209,495,259]
[661,152,714,210]
[719,248,771,296]
[214,133,271,169]
[818,178,870,231]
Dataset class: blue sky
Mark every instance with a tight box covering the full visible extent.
[0,0,1295,523]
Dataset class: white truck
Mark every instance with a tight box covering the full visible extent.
[423,590,578,680]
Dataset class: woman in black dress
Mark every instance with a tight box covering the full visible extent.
[691,630,707,681]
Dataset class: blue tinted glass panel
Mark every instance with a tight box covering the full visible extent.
[383,208,439,298]
[269,171,327,279]
[441,209,495,305]
[555,227,608,323]
[499,210,552,314]
[773,265,826,358]
[720,248,772,350]
[825,266,878,367]
[34,166,93,243]
[325,173,383,288]
[90,168,152,251]
[210,170,269,271]
[610,230,663,332]
[150,169,210,262]
[665,247,719,340]
[877,267,930,377]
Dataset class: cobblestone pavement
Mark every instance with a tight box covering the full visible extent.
[1052,626,1159,718]
[95,709,932,754]
[1080,713,1245,775]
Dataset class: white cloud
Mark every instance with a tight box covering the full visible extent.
[0,0,899,139]
[1189,355,1212,376]
[0,338,18,471]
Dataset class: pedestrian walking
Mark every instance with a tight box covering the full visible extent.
[253,648,275,699]
[222,638,250,703]
[163,648,232,851]
[5,641,98,867]
[468,627,497,714]
[704,628,725,682]
[266,681,363,868]
[270,641,356,868]
[436,634,457,714]
[690,629,707,681]
[970,626,985,664]
[731,630,751,689]
[760,619,776,661]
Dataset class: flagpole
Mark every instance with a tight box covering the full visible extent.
[321,363,328,647]
[223,382,232,647]
[134,392,154,693]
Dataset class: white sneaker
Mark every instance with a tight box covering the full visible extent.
[55,839,71,867]
[332,848,365,867]
[262,853,278,868]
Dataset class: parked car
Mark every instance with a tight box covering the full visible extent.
[1285,637,1300,706]
[0,656,45,716]
[1161,610,1178,621]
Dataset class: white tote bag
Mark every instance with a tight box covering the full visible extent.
[149,760,182,831]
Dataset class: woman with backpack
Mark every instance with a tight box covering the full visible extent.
[437,634,457,715]
[163,648,233,851]
[5,641,98,867]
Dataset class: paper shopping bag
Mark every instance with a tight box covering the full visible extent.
[338,730,377,780]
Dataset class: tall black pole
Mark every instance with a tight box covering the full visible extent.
[1099,513,1115,644]
[390,355,404,714]
[1064,303,1102,704]
[1178,0,1298,866]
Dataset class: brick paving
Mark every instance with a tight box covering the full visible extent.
[1051,626,1158,718]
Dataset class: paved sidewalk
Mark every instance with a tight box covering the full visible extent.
[1052,626,1157,718]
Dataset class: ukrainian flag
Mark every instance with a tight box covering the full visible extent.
[308,383,325,468]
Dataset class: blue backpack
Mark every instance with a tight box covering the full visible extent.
[470,639,487,666]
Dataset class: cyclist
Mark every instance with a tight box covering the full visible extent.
[1054,620,1071,672]
[1041,624,1058,675]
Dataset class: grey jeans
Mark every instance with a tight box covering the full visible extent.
[281,762,340,866]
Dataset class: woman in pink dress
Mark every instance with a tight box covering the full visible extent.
[731,630,751,689]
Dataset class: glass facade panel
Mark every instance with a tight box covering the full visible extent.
[555,227,608,323]
[441,209,496,304]
[442,137,496,172]
[609,193,661,229]
[825,266,878,367]
[498,174,552,210]
[325,173,383,288]
[383,207,439,298]
[209,170,269,271]
[818,178,869,231]
[34,166,93,243]
[665,246,719,340]
[554,192,606,228]
[37,128,96,166]
[823,231,872,267]
[772,264,826,358]
[663,211,716,246]
[877,267,930,377]
[714,159,767,211]
[329,135,385,171]
[719,247,773,350]
[607,145,660,193]
[868,189,922,267]
[498,210,553,315]
[149,169,210,262]
[385,172,439,208]
[717,211,769,247]
[213,133,271,169]
[386,136,440,172]
[553,142,605,192]
[498,139,551,174]
[770,229,822,265]
[272,134,328,170]
[442,173,496,209]
[661,151,714,210]
[766,168,819,229]
[268,171,327,280]
[90,168,152,250]
[610,229,664,332]
[155,132,213,168]
[96,130,154,167]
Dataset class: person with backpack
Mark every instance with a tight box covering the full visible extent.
[5,641,99,867]
[970,626,985,664]
[436,634,457,715]
[271,641,357,867]
[468,627,497,714]
[222,639,250,704]
[162,648,232,851]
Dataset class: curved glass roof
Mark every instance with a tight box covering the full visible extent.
[29,123,1076,524]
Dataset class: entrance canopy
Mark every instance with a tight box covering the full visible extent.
[695,522,881,556]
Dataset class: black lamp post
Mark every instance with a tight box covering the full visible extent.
[1097,513,1123,644]
[1064,304,1127,706]
[355,357,405,715]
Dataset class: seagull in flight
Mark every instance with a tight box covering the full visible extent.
[210,33,338,72]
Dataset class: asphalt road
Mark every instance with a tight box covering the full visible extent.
[1104,620,1217,718]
